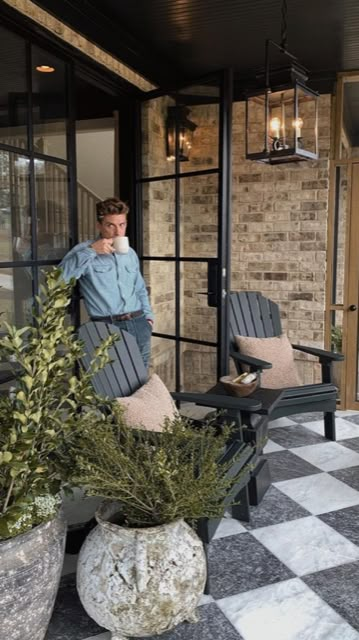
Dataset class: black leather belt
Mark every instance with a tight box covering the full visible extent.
[91,310,143,323]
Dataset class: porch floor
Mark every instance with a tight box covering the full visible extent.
[46,410,359,640]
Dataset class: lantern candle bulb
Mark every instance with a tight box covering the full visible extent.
[270,116,281,139]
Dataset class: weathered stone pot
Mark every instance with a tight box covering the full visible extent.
[0,512,67,640]
[77,501,207,640]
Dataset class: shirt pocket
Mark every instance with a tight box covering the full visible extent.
[93,262,113,273]
[124,264,138,292]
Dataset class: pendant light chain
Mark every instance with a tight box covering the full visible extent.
[280,0,288,51]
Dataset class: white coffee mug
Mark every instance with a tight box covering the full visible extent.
[113,236,129,254]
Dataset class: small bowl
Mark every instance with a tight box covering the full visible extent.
[220,375,259,398]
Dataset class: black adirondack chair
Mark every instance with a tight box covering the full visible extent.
[78,321,263,593]
[229,291,344,441]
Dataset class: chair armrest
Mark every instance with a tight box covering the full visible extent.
[230,349,272,370]
[292,344,344,362]
[171,391,262,413]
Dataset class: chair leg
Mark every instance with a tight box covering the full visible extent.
[231,484,250,522]
[202,542,211,595]
[324,412,336,441]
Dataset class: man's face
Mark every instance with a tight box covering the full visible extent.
[97,213,127,239]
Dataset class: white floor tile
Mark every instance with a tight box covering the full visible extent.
[268,417,298,429]
[213,516,247,539]
[274,473,359,515]
[304,418,359,441]
[217,578,359,640]
[251,516,359,575]
[291,442,359,471]
[263,438,285,453]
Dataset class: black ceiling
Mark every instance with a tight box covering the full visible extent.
[27,0,359,96]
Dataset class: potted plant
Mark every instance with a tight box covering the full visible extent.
[70,412,251,640]
[331,324,343,394]
[0,268,116,640]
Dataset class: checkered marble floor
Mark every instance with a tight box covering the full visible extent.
[46,410,359,640]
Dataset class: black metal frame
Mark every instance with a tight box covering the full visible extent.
[134,70,233,391]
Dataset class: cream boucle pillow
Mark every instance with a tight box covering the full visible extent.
[116,373,179,432]
[235,333,301,389]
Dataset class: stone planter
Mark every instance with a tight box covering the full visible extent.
[77,501,207,639]
[0,512,67,640]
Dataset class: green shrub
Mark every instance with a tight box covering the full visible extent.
[0,268,116,540]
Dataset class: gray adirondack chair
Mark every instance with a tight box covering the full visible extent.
[229,291,344,441]
[78,321,263,593]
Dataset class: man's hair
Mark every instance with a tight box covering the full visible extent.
[96,197,129,221]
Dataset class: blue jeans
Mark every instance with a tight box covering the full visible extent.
[114,314,152,370]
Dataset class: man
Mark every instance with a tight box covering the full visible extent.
[60,197,154,369]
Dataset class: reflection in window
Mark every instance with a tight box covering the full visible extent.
[0,267,33,327]
[35,160,69,260]
[0,25,28,149]
[0,151,31,262]
[32,45,67,160]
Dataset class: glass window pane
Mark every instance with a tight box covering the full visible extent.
[35,160,69,259]
[142,180,175,257]
[141,95,175,178]
[180,174,218,258]
[0,266,33,326]
[32,45,67,159]
[151,337,176,390]
[0,151,31,262]
[332,166,347,305]
[178,83,219,173]
[180,343,217,392]
[0,25,28,149]
[142,260,175,335]
[180,262,217,343]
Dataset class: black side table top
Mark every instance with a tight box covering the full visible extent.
[207,382,283,416]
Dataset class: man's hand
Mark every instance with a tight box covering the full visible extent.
[90,238,115,255]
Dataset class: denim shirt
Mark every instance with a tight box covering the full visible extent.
[59,241,154,320]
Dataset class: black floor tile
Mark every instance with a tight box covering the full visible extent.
[303,561,359,631]
[330,465,359,492]
[341,437,359,453]
[45,574,104,640]
[268,425,327,449]
[319,504,359,546]
[207,532,294,600]
[266,449,321,482]
[242,485,310,529]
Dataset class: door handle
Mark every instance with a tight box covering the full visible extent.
[349,304,358,311]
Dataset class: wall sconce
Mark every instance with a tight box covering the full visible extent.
[166,106,197,162]
[245,2,319,164]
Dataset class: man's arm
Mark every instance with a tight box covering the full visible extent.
[59,243,97,282]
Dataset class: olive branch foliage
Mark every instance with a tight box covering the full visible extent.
[0,268,117,540]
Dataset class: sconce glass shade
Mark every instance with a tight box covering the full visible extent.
[245,63,319,164]
[166,106,197,162]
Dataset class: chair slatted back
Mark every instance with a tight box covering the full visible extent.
[229,291,282,342]
[78,322,147,399]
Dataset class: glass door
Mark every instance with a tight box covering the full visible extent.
[137,71,232,392]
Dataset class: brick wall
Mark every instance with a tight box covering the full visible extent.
[231,96,332,383]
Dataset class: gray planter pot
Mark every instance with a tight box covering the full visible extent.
[0,512,67,640]
[77,501,207,639]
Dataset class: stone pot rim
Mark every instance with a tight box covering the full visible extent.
[95,501,184,535]
[0,509,64,550]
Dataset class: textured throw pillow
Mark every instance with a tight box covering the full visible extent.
[234,333,301,389]
[116,373,179,432]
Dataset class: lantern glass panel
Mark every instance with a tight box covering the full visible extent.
[296,85,318,155]
[247,94,266,155]
[267,88,295,153]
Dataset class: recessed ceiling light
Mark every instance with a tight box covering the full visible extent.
[36,65,55,73]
